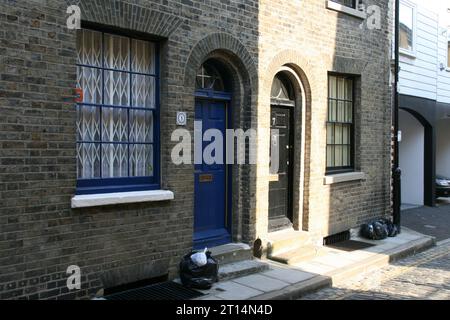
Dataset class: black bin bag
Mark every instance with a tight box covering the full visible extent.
[179,251,219,290]
[360,218,398,240]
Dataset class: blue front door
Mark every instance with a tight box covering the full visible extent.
[194,98,231,249]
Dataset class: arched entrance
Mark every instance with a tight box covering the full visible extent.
[193,59,232,249]
[436,118,450,199]
[268,71,297,231]
[399,107,435,207]
[399,109,425,206]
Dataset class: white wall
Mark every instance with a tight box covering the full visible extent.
[437,25,450,104]
[399,109,424,205]
[398,0,450,104]
[436,119,450,177]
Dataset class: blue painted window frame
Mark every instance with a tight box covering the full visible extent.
[75,28,160,195]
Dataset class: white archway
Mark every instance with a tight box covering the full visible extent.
[399,109,424,206]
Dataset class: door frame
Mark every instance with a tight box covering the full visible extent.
[193,89,233,248]
[269,101,295,228]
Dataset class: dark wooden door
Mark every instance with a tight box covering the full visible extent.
[269,106,294,231]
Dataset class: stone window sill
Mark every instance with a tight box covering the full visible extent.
[324,171,366,185]
[326,1,367,20]
[71,190,174,208]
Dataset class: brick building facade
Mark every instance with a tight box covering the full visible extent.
[0,0,393,299]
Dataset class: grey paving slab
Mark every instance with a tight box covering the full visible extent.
[402,201,450,241]
[262,267,316,284]
[293,260,336,274]
[312,254,355,268]
[344,250,378,261]
[232,274,289,292]
[214,281,263,300]
[363,242,401,253]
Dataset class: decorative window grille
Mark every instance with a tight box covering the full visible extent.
[76,29,159,194]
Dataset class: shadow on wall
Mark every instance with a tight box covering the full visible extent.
[326,0,392,237]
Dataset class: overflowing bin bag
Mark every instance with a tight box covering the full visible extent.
[179,249,219,290]
[360,218,398,240]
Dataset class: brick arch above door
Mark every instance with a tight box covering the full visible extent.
[183,32,258,244]
[263,50,316,104]
[183,32,258,95]
[264,50,317,233]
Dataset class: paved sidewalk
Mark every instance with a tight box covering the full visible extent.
[301,238,450,300]
[402,198,450,241]
[194,228,435,300]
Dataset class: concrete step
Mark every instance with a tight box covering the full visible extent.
[209,243,253,265]
[269,245,325,265]
[218,259,270,282]
[266,229,311,256]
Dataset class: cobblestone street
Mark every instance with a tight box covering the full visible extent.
[301,239,450,300]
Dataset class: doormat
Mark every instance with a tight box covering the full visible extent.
[326,240,375,252]
[103,281,204,300]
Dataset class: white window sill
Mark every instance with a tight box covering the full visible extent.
[71,190,174,208]
[326,1,367,20]
[324,172,366,185]
[399,49,416,60]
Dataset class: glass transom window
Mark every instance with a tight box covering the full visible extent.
[75,29,159,194]
[326,75,354,172]
[195,63,225,91]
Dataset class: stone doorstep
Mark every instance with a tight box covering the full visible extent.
[218,259,270,282]
[209,243,253,265]
[194,232,435,300]
[265,229,312,257]
[269,244,326,265]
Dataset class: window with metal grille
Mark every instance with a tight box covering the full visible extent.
[75,29,159,194]
[330,0,357,9]
[326,74,354,173]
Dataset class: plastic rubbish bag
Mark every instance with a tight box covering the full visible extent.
[387,221,399,237]
[179,250,219,290]
[373,221,388,239]
[190,248,208,267]
[360,218,398,240]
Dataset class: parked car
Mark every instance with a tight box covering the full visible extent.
[436,175,450,198]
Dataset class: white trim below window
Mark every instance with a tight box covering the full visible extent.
[324,171,366,185]
[71,190,174,208]
[326,1,367,20]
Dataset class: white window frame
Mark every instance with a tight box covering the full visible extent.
[446,32,450,72]
[399,0,417,58]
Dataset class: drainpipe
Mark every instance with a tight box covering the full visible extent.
[393,0,402,233]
